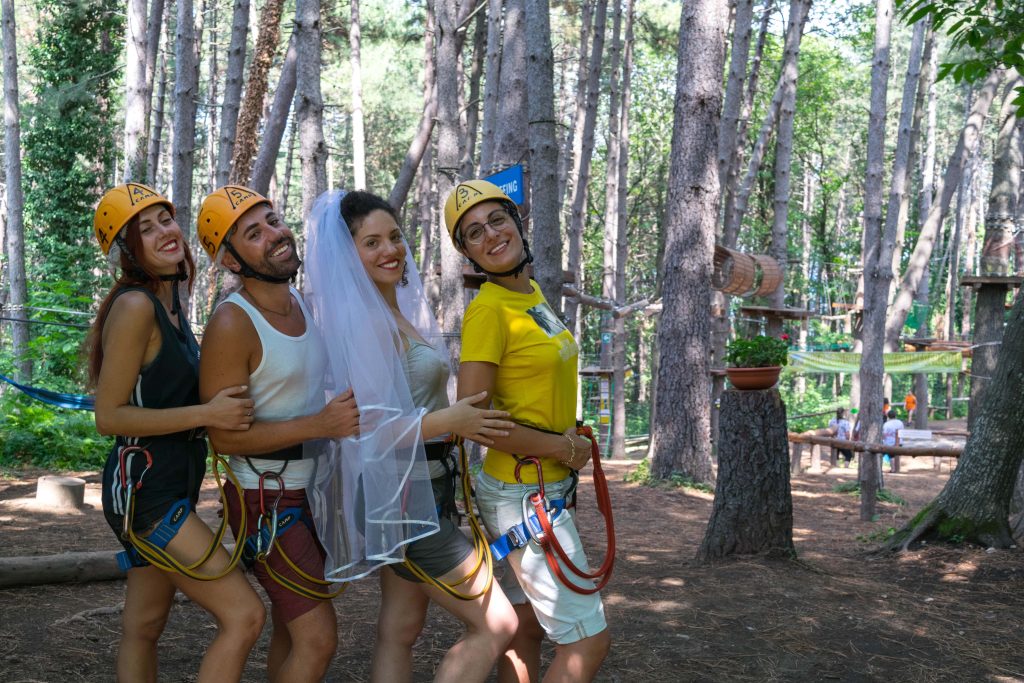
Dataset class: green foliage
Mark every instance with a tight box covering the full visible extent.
[856,526,898,543]
[23,0,122,301]
[725,335,790,368]
[779,378,846,432]
[833,481,907,506]
[898,0,1024,114]
[623,458,714,493]
[19,281,93,392]
[0,393,110,470]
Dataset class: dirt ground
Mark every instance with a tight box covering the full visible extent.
[1,448,1023,683]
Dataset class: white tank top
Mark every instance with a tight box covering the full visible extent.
[223,287,328,489]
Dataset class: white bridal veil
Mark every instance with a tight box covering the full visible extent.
[302,190,440,581]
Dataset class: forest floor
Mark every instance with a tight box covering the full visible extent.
[2,440,1023,682]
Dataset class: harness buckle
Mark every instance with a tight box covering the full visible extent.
[522,490,549,545]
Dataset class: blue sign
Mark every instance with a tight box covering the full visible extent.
[484,164,525,205]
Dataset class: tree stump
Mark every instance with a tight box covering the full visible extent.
[698,388,795,562]
[36,475,85,509]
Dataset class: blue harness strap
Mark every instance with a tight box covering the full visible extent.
[241,506,310,570]
[116,498,192,571]
[489,498,568,563]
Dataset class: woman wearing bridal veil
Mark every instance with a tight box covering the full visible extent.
[303,189,518,682]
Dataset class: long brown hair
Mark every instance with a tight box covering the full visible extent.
[86,215,196,386]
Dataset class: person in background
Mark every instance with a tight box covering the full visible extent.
[904,390,917,422]
[881,409,904,473]
[828,408,854,468]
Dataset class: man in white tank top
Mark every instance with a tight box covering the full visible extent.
[197,186,359,683]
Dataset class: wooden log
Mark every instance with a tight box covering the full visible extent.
[36,475,85,509]
[809,443,821,471]
[790,441,803,475]
[786,432,963,458]
[699,388,795,561]
[0,551,122,588]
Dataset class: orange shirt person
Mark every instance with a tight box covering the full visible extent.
[904,391,917,420]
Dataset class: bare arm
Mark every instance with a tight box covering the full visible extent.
[458,360,590,468]
[94,292,254,437]
[199,303,359,455]
[420,390,515,445]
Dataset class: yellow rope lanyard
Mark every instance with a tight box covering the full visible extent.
[125,452,248,580]
[401,438,494,601]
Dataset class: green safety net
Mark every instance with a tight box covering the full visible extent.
[786,350,963,374]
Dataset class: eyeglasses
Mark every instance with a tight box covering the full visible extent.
[460,210,511,246]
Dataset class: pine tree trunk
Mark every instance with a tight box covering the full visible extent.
[648,0,727,485]
[147,9,170,186]
[349,0,366,190]
[478,0,502,176]
[205,4,219,191]
[911,23,934,429]
[493,0,526,171]
[525,0,562,315]
[389,5,436,211]
[857,0,895,521]
[557,0,591,209]
[889,292,1024,550]
[698,389,795,561]
[171,0,199,232]
[143,0,165,134]
[1,0,29,381]
[716,0,753,193]
[460,6,485,180]
[251,33,297,195]
[564,0,608,334]
[214,0,249,188]
[436,0,464,367]
[229,0,285,185]
[123,0,149,181]
[882,68,1004,344]
[295,0,327,222]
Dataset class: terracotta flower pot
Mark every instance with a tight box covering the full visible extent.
[725,366,782,390]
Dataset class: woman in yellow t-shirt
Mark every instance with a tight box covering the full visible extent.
[446,180,610,682]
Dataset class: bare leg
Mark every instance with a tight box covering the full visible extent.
[542,630,610,683]
[370,570,429,683]
[117,565,176,683]
[269,600,337,683]
[164,515,266,683]
[498,604,544,683]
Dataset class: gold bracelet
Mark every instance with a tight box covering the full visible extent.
[563,434,577,465]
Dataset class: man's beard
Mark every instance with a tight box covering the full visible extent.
[256,236,302,279]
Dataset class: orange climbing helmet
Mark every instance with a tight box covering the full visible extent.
[443,179,517,245]
[93,183,174,255]
[197,185,272,260]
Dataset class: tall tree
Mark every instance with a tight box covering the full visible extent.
[649,0,728,484]
[214,0,250,188]
[2,0,30,380]
[229,0,285,185]
[251,34,298,195]
[856,0,894,521]
[295,0,327,221]
[349,0,366,190]
[716,0,754,193]
[123,0,149,181]
[171,0,199,233]
[525,0,561,314]
[478,0,503,175]
[389,5,436,210]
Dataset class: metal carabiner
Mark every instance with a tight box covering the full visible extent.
[513,455,546,500]
[256,472,284,561]
[521,490,551,546]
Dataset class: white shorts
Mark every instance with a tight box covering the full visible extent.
[475,470,608,645]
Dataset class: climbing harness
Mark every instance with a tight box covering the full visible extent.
[401,437,494,601]
[238,466,344,601]
[115,446,248,580]
[491,424,616,595]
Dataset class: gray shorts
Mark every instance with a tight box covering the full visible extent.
[390,475,475,582]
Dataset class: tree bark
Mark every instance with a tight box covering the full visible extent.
[123,0,149,181]
[295,0,327,222]
[698,389,795,562]
[478,0,502,175]
[492,0,526,172]
[557,0,592,209]
[722,0,810,249]
[716,0,753,194]
[147,5,170,186]
[460,6,486,180]
[525,0,562,316]
[1,0,30,381]
[888,292,1024,550]
[648,0,727,485]
[143,0,165,136]
[882,68,1005,345]
[229,0,285,185]
[349,0,366,190]
[214,0,250,188]
[389,5,436,211]
[171,0,199,233]
[564,0,608,335]
[856,0,895,522]
[912,22,935,430]
[251,33,298,195]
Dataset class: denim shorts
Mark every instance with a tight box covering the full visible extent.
[475,470,607,645]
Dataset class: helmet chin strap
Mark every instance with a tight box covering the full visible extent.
[116,234,188,319]
[159,272,186,319]
[224,241,299,284]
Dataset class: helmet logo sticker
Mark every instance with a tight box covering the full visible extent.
[455,184,484,211]
[226,186,259,209]
[127,183,158,206]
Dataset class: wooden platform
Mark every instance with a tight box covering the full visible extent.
[959,275,1024,288]
[739,305,815,320]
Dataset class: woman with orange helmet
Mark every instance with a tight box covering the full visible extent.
[445,180,610,682]
[89,183,264,682]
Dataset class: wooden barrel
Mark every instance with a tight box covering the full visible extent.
[751,253,783,296]
[713,246,756,295]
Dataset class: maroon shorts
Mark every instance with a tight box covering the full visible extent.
[224,481,334,623]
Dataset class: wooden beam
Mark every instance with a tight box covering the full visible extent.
[787,432,962,457]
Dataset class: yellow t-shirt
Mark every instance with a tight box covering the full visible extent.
[461,280,578,484]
